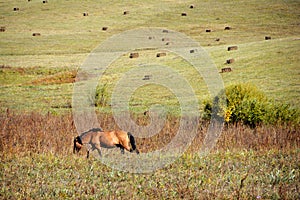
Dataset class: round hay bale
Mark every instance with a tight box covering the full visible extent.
[265,36,271,40]
[226,59,235,64]
[156,52,166,57]
[221,67,232,73]
[129,52,139,58]
[0,27,6,32]
[143,75,151,80]
[227,46,238,51]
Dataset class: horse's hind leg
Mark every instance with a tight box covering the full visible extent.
[120,146,125,154]
[122,143,132,153]
[116,144,125,154]
[94,143,102,157]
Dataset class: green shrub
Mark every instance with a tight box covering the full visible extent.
[216,83,267,127]
[95,83,109,107]
[203,83,299,127]
[264,102,300,125]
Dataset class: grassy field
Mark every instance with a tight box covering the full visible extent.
[0,0,300,199]
[1,112,299,199]
[0,0,299,113]
[2,149,299,199]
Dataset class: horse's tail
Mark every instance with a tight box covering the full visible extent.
[127,132,139,154]
[73,136,83,154]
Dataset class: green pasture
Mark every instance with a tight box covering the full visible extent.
[0,0,299,114]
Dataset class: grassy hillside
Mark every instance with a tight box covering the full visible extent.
[0,0,299,114]
[1,1,299,199]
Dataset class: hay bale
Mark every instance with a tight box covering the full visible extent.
[102,27,108,31]
[227,46,238,51]
[83,12,88,16]
[0,27,5,32]
[224,26,231,30]
[206,29,211,32]
[226,59,235,64]
[265,36,271,40]
[190,5,194,9]
[143,75,151,80]
[13,7,20,11]
[181,12,187,16]
[156,52,166,57]
[221,67,232,73]
[32,33,41,36]
[129,52,139,58]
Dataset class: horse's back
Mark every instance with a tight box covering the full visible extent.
[113,130,127,137]
[99,130,120,148]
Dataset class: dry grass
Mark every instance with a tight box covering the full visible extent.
[0,111,299,157]
[30,70,77,85]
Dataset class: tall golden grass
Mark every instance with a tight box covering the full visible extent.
[1,109,299,158]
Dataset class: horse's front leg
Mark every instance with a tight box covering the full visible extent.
[116,144,125,154]
[85,144,92,159]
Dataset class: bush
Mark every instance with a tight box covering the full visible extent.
[203,83,299,127]
[264,102,300,125]
[95,83,109,107]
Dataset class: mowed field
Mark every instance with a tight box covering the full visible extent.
[0,0,300,199]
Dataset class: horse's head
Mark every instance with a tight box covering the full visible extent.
[73,136,83,154]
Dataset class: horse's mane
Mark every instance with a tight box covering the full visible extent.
[80,128,103,137]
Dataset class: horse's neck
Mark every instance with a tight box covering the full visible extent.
[81,132,93,143]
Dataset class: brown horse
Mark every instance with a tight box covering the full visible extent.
[73,128,139,158]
